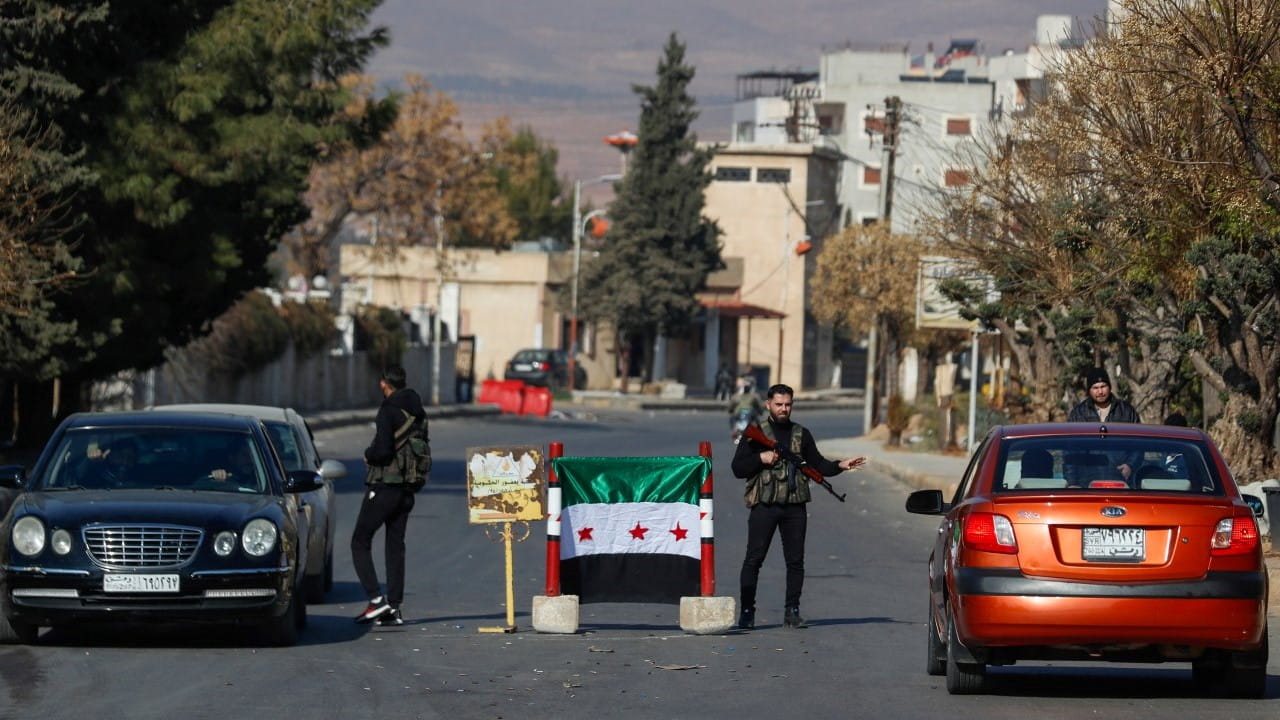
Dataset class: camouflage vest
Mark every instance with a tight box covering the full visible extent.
[743,422,809,507]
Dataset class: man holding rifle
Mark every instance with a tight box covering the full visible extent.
[732,383,866,630]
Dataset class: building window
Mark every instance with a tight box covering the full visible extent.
[715,166,751,182]
[944,169,970,187]
[861,166,881,186]
[945,117,972,136]
[735,121,755,143]
[757,168,791,184]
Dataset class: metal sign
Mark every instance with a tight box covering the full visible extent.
[916,255,995,330]
[466,445,546,524]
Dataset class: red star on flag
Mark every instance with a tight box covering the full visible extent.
[577,527,593,542]
[670,522,688,541]
[628,522,649,540]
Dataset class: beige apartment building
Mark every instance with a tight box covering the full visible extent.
[338,142,842,395]
[702,143,842,390]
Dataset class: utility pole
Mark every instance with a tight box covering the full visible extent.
[431,183,444,407]
[863,96,902,432]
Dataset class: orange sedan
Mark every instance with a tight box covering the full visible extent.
[906,422,1268,696]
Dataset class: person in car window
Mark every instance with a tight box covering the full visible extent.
[1066,368,1142,485]
[82,437,139,488]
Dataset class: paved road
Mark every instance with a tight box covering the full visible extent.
[1,408,1277,719]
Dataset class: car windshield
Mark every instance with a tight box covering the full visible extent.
[994,436,1222,495]
[36,428,270,494]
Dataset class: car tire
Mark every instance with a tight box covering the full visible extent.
[0,616,38,645]
[265,591,301,647]
[925,609,946,676]
[945,613,986,694]
[1195,632,1268,699]
[304,568,325,604]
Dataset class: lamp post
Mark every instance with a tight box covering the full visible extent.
[569,173,621,390]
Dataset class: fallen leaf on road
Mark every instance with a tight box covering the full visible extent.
[654,664,706,671]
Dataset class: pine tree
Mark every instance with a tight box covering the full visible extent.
[578,32,721,384]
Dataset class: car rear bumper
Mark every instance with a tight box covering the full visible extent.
[2,564,294,625]
[953,568,1267,651]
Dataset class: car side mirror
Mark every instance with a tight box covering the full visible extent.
[284,470,324,494]
[1241,493,1265,518]
[905,488,947,515]
[319,458,348,481]
[0,464,24,489]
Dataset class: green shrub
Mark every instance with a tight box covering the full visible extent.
[203,291,290,375]
[354,305,407,370]
[279,299,336,357]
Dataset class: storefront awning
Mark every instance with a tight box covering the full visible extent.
[701,299,786,320]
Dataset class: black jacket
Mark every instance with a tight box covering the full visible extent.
[1066,397,1141,424]
[364,387,427,466]
[731,418,842,479]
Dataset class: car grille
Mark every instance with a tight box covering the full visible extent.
[82,525,203,569]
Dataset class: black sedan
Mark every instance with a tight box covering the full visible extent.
[0,411,322,646]
[503,348,586,390]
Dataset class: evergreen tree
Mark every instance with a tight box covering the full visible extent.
[490,125,572,246]
[0,0,392,444]
[577,32,721,384]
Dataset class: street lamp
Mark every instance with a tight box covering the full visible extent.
[568,173,621,390]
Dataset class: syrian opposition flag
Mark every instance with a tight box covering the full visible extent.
[552,456,707,604]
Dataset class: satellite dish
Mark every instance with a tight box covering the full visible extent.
[312,275,329,290]
[287,274,305,291]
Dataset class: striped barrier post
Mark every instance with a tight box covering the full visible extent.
[545,441,563,597]
[699,440,715,597]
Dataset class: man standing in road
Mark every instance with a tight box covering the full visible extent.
[352,366,427,626]
[1066,367,1142,485]
[733,383,866,630]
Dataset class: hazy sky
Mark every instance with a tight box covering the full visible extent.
[363,1,1109,184]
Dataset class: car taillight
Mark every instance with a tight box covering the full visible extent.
[531,361,546,370]
[963,512,1017,554]
[1210,508,1259,556]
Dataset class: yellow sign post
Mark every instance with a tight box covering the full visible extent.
[465,445,546,633]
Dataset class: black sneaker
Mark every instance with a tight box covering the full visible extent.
[737,606,755,629]
[378,607,404,626]
[355,596,391,624]
[783,607,808,629]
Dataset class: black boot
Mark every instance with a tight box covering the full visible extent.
[737,606,755,629]
[784,606,808,629]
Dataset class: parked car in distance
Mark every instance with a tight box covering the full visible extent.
[906,422,1268,697]
[0,411,321,646]
[153,404,347,603]
[503,348,586,390]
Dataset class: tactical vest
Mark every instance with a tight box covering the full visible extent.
[743,422,809,507]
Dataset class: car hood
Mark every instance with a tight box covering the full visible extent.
[14,490,283,529]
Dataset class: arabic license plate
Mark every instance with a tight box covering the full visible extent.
[1082,527,1145,562]
[103,574,180,593]
[513,363,532,371]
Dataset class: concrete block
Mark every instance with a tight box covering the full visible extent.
[531,594,579,634]
[679,596,736,635]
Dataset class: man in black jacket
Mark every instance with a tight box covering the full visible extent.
[732,383,865,630]
[351,366,427,626]
[1066,367,1142,486]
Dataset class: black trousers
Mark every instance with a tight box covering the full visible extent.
[739,502,808,610]
[350,484,416,605]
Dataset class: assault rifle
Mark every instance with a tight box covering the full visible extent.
[741,423,848,502]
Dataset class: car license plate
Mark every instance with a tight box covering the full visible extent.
[1082,527,1145,562]
[103,574,180,593]
[513,363,532,371]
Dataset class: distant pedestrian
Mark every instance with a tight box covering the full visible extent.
[715,363,734,401]
[352,366,427,626]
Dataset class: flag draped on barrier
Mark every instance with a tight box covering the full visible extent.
[551,456,707,604]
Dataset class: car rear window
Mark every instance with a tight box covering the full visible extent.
[512,350,551,362]
[993,436,1222,495]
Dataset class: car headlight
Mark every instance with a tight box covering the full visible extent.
[214,531,237,557]
[12,516,46,557]
[241,519,277,557]
[50,528,73,555]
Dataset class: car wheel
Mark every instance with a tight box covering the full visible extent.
[0,616,38,645]
[945,613,986,694]
[304,568,325,604]
[925,609,946,676]
[264,591,301,647]
[1195,632,1268,699]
